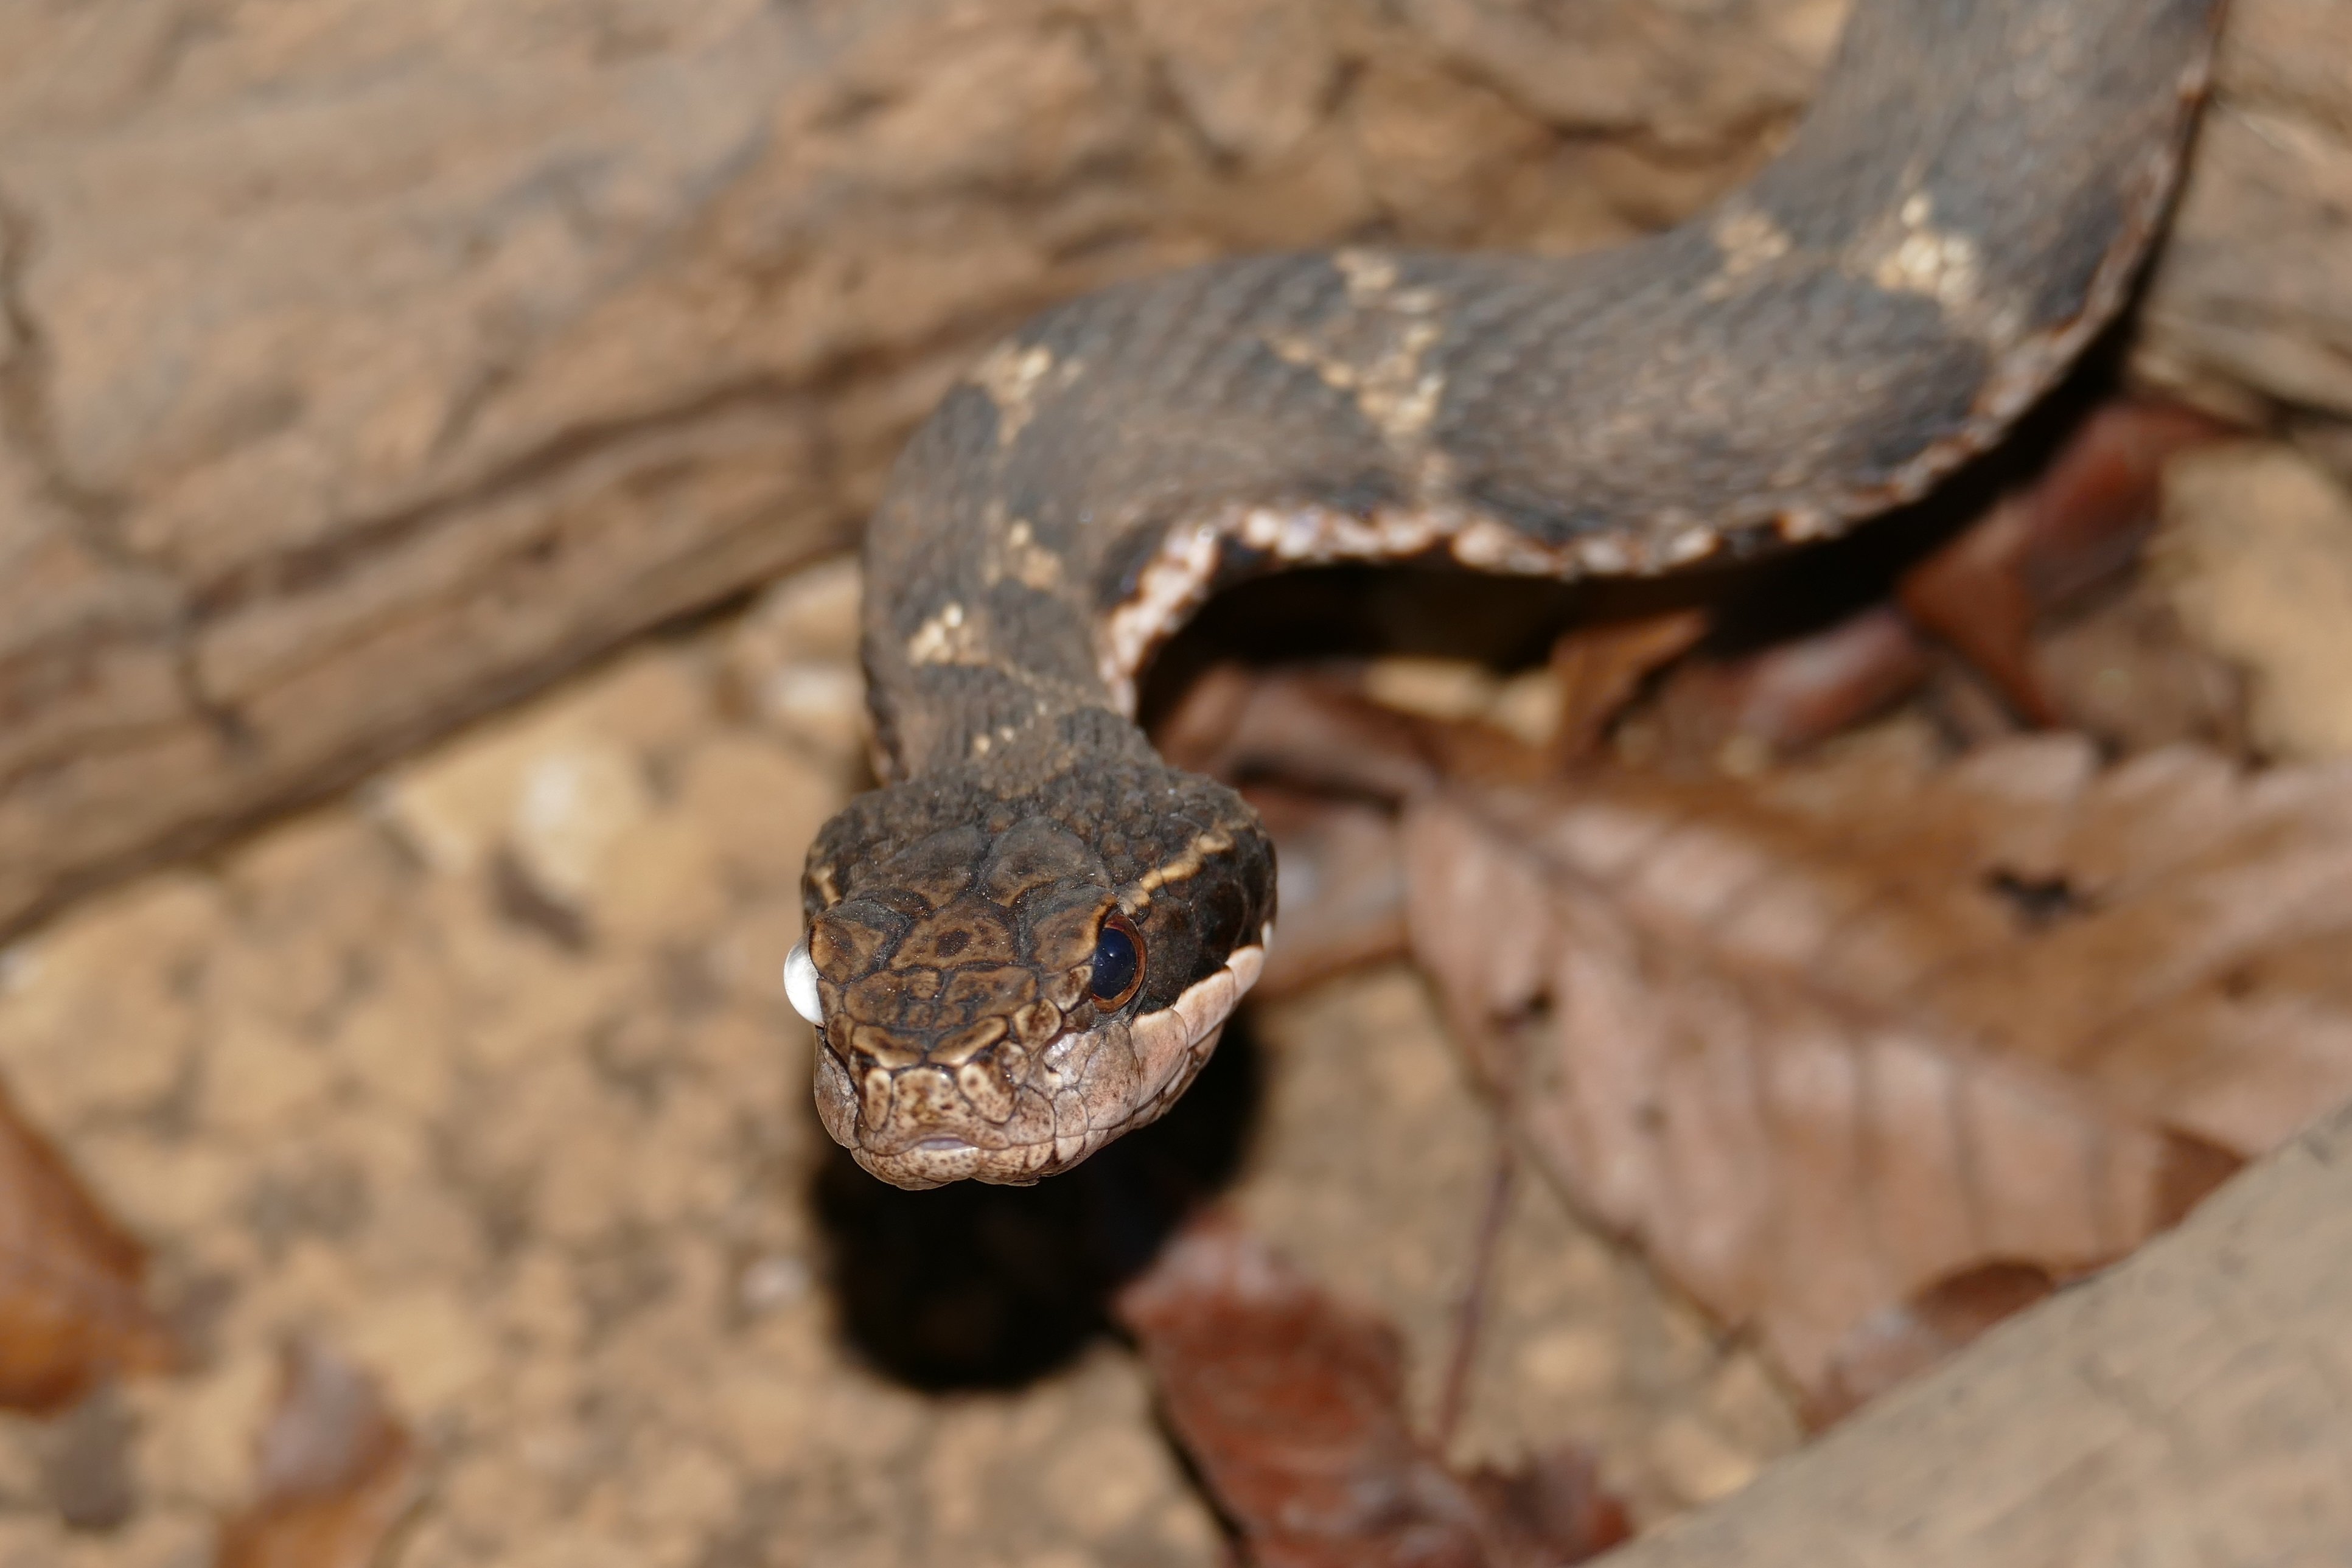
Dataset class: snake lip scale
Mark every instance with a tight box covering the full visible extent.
[798,0,2225,1190]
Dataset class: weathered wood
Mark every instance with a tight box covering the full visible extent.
[0,0,2340,937]
[0,0,1835,936]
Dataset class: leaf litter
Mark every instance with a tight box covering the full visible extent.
[0,386,2337,1561]
[0,1079,175,1413]
[216,1339,420,1568]
[1116,1214,1631,1568]
[1119,395,2352,1541]
[1401,730,2346,1406]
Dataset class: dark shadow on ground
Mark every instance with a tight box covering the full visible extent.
[811,1016,1266,1390]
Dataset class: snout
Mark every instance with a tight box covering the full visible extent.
[808,933,1270,1190]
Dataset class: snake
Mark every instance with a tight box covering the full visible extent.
[786,0,2222,1190]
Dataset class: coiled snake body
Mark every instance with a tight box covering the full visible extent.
[789,0,2222,1190]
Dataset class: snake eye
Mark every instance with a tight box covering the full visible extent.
[1089,912,1145,1009]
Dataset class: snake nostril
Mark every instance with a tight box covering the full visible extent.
[957,1058,1016,1123]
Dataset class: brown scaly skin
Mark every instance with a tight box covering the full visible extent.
[800,0,2225,1189]
[802,711,1272,1188]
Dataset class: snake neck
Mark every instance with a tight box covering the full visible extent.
[854,0,2216,794]
[822,0,2221,1189]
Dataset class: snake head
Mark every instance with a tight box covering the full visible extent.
[792,751,1274,1190]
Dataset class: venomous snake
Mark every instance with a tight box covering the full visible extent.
[789,0,2224,1190]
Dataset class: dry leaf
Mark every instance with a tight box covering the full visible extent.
[1645,606,1930,767]
[1897,399,2225,727]
[1648,398,2228,766]
[1403,731,2352,1401]
[2162,441,2352,759]
[1543,611,1708,765]
[1153,407,2280,1422]
[1808,1260,2057,1426]
[1245,784,1412,998]
[217,1339,420,1568]
[1117,1215,1630,1568]
[0,1077,175,1412]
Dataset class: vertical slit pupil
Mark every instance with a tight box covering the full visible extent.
[1091,917,1142,1005]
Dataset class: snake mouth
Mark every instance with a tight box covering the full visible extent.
[812,927,1271,1190]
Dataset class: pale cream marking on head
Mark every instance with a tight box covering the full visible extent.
[1126,827,1236,907]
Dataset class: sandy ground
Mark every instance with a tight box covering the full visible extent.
[0,557,1798,1566]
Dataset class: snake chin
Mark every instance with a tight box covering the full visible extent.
[816,929,1269,1190]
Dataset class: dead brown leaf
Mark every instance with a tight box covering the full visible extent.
[1151,403,2293,1426]
[1807,1260,2057,1426]
[217,1339,420,1568]
[1542,611,1709,767]
[1899,399,2232,730]
[1117,1214,1630,1568]
[1644,606,1930,768]
[0,1077,175,1412]
[1647,398,2232,767]
[1403,731,2352,1402]
[1244,784,1413,998]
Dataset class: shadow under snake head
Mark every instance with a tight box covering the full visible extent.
[787,742,1275,1190]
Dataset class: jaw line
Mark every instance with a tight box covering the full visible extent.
[838,926,1272,1188]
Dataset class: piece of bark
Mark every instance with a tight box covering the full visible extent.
[1596,1099,2352,1567]
[1405,733,2352,1398]
[0,1075,174,1412]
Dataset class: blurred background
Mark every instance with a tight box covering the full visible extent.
[0,0,2347,1563]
